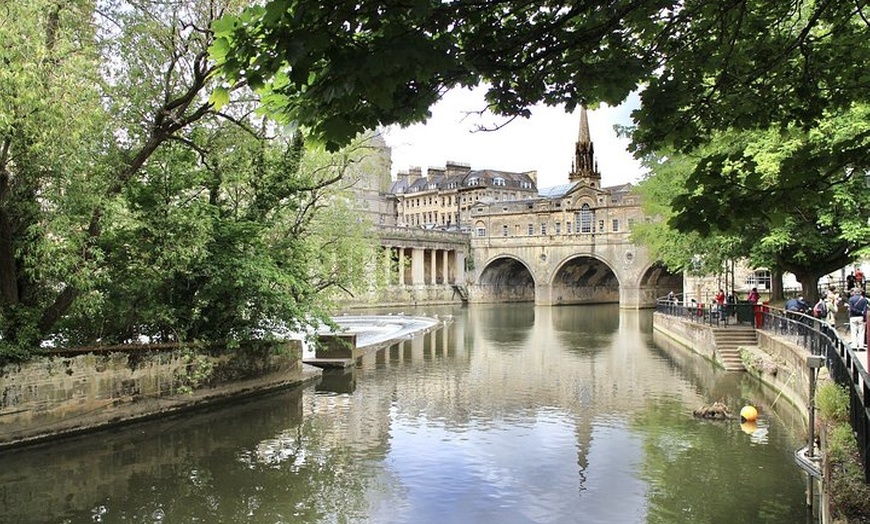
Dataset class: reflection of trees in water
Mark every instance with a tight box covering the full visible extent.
[0,388,376,523]
[632,398,805,524]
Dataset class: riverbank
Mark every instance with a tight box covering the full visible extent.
[0,315,442,449]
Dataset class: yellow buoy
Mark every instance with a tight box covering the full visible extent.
[740,405,758,422]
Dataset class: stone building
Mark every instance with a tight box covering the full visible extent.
[467,107,644,241]
[390,162,539,231]
[387,107,645,242]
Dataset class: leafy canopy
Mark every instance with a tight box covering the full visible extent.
[634,104,870,295]
[0,0,381,361]
[213,0,869,158]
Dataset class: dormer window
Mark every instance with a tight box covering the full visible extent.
[493,177,506,186]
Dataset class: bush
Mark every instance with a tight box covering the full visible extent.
[817,382,850,423]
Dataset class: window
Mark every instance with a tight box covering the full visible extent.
[502,225,509,236]
[566,221,572,233]
[579,204,593,233]
[746,270,772,290]
[493,177,506,186]
[541,223,547,235]
[555,222,561,234]
[528,223,534,236]
[612,219,619,232]
[476,227,486,237]
[628,218,635,229]
[598,220,604,233]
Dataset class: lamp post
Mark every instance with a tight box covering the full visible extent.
[806,354,825,458]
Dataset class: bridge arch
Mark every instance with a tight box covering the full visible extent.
[475,255,536,303]
[549,254,620,305]
[637,262,684,305]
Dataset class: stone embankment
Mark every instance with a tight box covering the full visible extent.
[653,312,812,409]
[0,315,439,449]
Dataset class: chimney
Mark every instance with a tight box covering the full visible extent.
[428,167,446,181]
[445,160,471,178]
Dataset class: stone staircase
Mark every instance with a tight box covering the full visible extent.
[712,327,757,371]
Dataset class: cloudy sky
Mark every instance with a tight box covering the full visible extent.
[382,86,646,189]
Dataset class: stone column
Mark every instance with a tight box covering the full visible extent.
[384,246,392,285]
[430,249,437,285]
[442,249,450,284]
[411,248,425,285]
[397,247,405,286]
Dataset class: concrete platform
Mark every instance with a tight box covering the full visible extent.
[301,314,444,368]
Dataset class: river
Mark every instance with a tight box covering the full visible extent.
[0,304,811,523]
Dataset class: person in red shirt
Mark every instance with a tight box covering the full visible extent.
[715,289,726,321]
[855,267,865,291]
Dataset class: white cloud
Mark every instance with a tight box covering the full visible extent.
[382,86,645,189]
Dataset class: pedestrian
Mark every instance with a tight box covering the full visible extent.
[848,288,868,350]
[847,272,856,292]
[812,297,827,320]
[825,287,839,326]
[715,289,726,321]
[856,267,866,291]
[748,287,760,304]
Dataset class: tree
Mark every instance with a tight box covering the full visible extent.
[212,0,868,156]
[634,105,870,300]
[213,1,869,279]
[0,0,379,360]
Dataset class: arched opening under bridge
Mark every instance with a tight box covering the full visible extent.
[551,256,619,305]
[640,263,684,302]
[476,257,536,303]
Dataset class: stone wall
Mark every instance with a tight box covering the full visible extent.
[748,331,813,408]
[653,312,812,413]
[651,312,719,364]
[0,340,319,448]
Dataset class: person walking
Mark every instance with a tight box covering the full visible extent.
[848,288,868,350]
[715,289,726,322]
[825,287,839,326]
[748,287,760,304]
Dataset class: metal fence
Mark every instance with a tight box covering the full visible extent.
[656,298,870,482]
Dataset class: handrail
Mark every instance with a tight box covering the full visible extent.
[656,298,870,482]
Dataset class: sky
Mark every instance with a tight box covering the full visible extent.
[381,86,646,189]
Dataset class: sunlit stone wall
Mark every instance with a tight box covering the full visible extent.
[0,340,313,448]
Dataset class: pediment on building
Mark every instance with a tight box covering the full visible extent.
[563,182,608,205]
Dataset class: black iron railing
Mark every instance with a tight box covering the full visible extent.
[656,298,870,482]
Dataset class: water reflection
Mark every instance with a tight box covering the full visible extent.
[0,305,809,523]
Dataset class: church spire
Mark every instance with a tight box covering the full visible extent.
[569,106,601,187]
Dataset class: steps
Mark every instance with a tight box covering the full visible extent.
[712,327,757,371]
[452,284,469,303]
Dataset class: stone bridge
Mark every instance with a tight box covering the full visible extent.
[369,226,681,309]
[467,234,681,309]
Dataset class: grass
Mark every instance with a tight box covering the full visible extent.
[817,382,870,523]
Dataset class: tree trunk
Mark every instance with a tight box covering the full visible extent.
[770,268,784,301]
[792,269,825,302]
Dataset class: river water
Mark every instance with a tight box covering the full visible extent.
[0,305,812,523]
